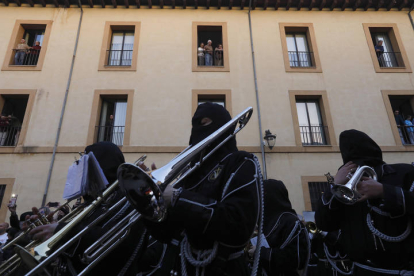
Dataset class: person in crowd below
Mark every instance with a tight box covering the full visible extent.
[0,114,11,146]
[14,39,31,65]
[404,115,414,144]
[316,129,414,275]
[394,109,406,144]
[30,41,41,65]
[24,142,147,276]
[204,39,213,66]
[119,102,261,276]
[0,223,10,246]
[248,179,308,276]
[198,42,205,66]
[375,40,384,66]
[8,203,32,232]
[214,44,224,66]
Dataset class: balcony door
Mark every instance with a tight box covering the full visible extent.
[108,31,134,66]
[371,33,398,68]
[286,33,312,67]
[296,100,327,145]
[97,99,127,145]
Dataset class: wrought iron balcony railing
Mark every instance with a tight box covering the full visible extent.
[95,125,125,146]
[106,50,133,66]
[397,125,414,145]
[288,51,314,68]
[12,49,41,66]
[299,125,328,146]
[197,50,224,67]
[377,52,402,68]
[0,126,22,147]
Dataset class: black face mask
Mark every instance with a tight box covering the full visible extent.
[339,129,385,168]
[189,102,237,160]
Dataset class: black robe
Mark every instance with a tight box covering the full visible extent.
[259,180,308,276]
[315,130,414,274]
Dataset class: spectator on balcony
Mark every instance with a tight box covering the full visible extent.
[214,44,223,67]
[204,40,213,66]
[375,40,384,66]
[104,114,114,142]
[14,39,31,65]
[198,42,205,66]
[404,115,414,144]
[394,110,406,144]
[0,115,11,146]
[30,41,42,65]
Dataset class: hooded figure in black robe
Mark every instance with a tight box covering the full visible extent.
[257,179,308,276]
[122,102,261,276]
[315,129,414,275]
[19,142,147,276]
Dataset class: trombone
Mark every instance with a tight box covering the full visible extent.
[21,155,147,276]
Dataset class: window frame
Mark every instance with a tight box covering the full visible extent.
[363,23,411,73]
[98,22,141,71]
[0,178,15,222]
[0,89,36,153]
[279,23,322,73]
[381,90,414,146]
[192,89,232,116]
[289,90,336,147]
[192,22,230,72]
[2,20,53,71]
[86,90,134,147]
[301,176,328,211]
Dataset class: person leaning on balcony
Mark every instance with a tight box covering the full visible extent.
[14,39,31,65]
[198,42,205,66]
[214,44,223,66]
[204,40,213,66]
[30,41,41,65]
[375,40,384,66]
[404,115,414,144]
[394,110,406,144]
[315,129,414,276]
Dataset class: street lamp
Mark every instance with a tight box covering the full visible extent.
[264,130,276,150]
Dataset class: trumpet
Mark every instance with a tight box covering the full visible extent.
[118,107,253,222]
[21,155,147,276]
[331,166,377,205]
[305,221,321,235]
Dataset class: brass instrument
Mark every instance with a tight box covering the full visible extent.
[21,155,147,276]
[305,221,321,235]
[331,166,377,205]
[118,107,253,222]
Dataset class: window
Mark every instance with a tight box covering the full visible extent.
[382,90,414,146]
[0,95,29,147]
[363,24,411,73]
[107,31,134,66]
[289,91,336,147]
[279,23,322,73]
[87,90,134,147]
[96,97,128,145]
[192,22,230,72]
[0,90,36,152]
[302,176,329,211]
[296,100,327,145]
[2,20,53,71]
[0,179,14,222]
[286,33,312,68]
[98,22,140,71]
[192,90,231,115]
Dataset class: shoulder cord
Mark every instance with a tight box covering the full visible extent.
[366,213,412,242]
[117,229,148,276]
[280,221,300,249]
[410,181,414,192]
[323,243,354,275]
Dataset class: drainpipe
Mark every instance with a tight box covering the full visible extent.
[248,0,267,179]
[42,1,83,207]
[409,3,414,31]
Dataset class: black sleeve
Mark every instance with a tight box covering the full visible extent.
[315,188,342,232]
[170,158,259,246]
[10,213,20,230]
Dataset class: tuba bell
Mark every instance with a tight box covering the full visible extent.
[331,166,377,205]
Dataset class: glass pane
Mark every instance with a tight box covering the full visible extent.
[306,102,323,126]
[296,102,309,126]
[111,33,124,50]
[286,34,297,52]
[112,102,127,145]
[34,31,45,46]
[123,32,134,50]
[295,33,309,52]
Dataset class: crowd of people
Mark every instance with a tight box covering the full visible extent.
[0,102,413,276]
[197,39,224,66]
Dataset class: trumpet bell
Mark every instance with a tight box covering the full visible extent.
[118,163,167,222]
[331,184,360,205]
